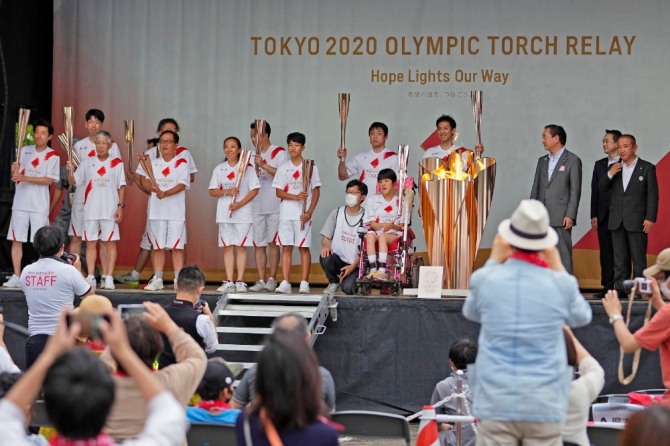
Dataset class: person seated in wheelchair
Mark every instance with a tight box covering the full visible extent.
[363,168,404,281]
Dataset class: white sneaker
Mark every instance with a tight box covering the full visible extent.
[104,276,115,290]
[86,275,97,290]
[236,281,248,293]
[276,280,292,294]
[299,281,310,294]
[217,281,236,293]
[325,283,339,294]
[249,280,266,292]
[265,277,278,292]
[144,276,164,291]
[2,274,21,288]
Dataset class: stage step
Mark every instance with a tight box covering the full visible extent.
[214,291,337,374]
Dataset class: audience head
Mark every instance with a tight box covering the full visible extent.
[254,331,322,429]
[119,316,164,372]
[175,264,206,296]
[33,225,65,257]
[498,199,558,254]
[643,248,670,294]
[271,312,309,338]
[43,348,115,439]
[197,358,235,402]
[449,339,478,371]
[620,405,670,446]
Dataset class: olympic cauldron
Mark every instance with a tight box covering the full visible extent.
[420,150,496,289]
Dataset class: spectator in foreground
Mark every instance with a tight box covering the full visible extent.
[463,199,592,446]
[430,339,477,446]
[102,302,207,442]
[561,327,605,446]
[231,312,336,411]
[620,405,670,446]
[235,331,339,446]
[0,310,187,445]
[186,358,240,424]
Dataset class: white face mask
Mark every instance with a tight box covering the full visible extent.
[345,193,359,207]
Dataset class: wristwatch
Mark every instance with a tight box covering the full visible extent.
[117,203,125,208]
[609,314,624,325]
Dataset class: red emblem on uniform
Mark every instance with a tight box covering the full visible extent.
[162,167,170,177]
[31,157,40,168]
[383,152,397,159]
[384,205,393,213]
[370,158,379,168]
[271,147,284,159]
[292,170,300,179]
[284,184,290,192]
[97,166,107,177]
[88,149,96,157]
[175,158,187,168]
[110,158,123,168]
[45,150,58,160]
[359,171,366,182]
[227,171,235,180]
[175,146,187,155]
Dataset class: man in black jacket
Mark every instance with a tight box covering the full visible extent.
[599,134,659,292]
[159,265,218,368]
[590,129,622,298]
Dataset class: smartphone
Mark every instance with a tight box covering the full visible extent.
[118,304,147,321]
[66,312,110,339]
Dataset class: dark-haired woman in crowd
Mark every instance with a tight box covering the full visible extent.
[236,331,338,446]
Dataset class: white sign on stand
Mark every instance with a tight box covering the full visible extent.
[417,266,444,299]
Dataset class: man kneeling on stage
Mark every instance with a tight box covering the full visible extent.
[319,180,367,295]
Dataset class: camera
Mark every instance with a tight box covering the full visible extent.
[118,304,147,320]
[622,278,653,296]
[60,252,77,264]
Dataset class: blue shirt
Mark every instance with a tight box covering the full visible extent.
[547,147,566,179]
[186,406,240,424]
[462,258,592,423]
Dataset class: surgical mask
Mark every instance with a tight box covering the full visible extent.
[661,278,670,299]
[345,193,359,207]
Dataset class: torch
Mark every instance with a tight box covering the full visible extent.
[254,119,266,173]
[58,133,81,168]
[301,159,314,230]
[125,120,135,171]
[338,93,350,162]
[14,108,31,170]
[471,90,483,158]
[138,154,157,189]
[396,144,410,216]
[228,149,253,218]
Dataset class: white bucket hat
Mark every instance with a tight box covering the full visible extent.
[498,199,558,251]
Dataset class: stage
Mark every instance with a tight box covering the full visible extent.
[0,288,662,414]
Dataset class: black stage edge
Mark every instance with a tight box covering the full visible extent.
[0,289,662,414]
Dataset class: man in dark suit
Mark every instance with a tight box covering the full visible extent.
[531,124,582,274]
[590,129,622,298]
[598,134,658,291]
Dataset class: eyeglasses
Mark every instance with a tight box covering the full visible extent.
[159,139,175,144]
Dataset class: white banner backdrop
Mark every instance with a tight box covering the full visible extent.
[52,0,669,279]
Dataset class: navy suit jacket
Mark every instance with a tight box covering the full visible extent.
[598,158,658,232]
[590,157,613,223]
